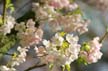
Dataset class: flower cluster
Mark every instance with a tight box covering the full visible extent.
[79,37,103,64]
[48,14,90,34]
[0,15,16,35]
[37,32,81,66]
[11,46,29,66]
[15,19,43,47]
[0,46,29,71]
[32,0,90,34]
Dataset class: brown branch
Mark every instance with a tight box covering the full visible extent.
[0,52,14,56]
[99,31,108,43]
[24,64,46,71]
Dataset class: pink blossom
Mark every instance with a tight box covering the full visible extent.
[80,37,103,64]
[89,37,102,50]
[49,0,70,9]
[16,19,43,47]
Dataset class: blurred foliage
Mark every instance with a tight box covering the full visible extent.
[67,7,82,15]
[6,0,15,13]
[0,33,16,59]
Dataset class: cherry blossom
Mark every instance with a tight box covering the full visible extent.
[0,0,105,71]
[0,16,16,35]
[79,37,103,64]
[49,0,70,9]
[15,19,43,47]
[40,32,81,65]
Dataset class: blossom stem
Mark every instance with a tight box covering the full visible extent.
[2,0,7,24]
[99,31,108,43]
[24,64,46,71]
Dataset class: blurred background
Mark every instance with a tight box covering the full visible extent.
[0,0,108,71]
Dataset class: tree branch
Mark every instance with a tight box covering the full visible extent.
[24,64,46,71]
[0,52,13,56]
[99,31,108,43]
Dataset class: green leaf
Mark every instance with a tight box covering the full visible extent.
[0,41,15,59]
[6,4,14,8]
[49,63,54,71]
[6,0,15,13]
[84,62,88,65]
[10,6,15,13]
[62,65,65,71]
[67,7,82,16]
[0,34,16,59]
[8,4,13,7]
[77,57,88,65]
[6,0,11,5]
[0,16,3,25]
[65,64,71,71]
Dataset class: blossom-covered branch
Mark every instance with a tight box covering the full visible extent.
[0,0,107,71]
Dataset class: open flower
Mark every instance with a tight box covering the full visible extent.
[51,33,64,46]
[66,34,79,44]
[0,16,16,35]
[43,39,50,48]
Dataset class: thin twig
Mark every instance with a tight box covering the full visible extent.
[24,64,46,71]
[0,52,13,56]
[99,31,108,43]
